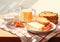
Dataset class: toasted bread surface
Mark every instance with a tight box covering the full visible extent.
[25,22,45,31]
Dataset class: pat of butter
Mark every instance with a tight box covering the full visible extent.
[27,22,45,29]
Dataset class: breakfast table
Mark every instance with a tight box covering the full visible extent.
[0,29,60,42]
[0,14,60,42]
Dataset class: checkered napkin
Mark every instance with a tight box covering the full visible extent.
[0,19,60,42]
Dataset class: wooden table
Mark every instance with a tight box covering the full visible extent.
[0,14,60,42]
[0,29,60,42]
[0,29,21,42]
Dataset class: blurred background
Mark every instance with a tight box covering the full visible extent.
[0,0,60,15]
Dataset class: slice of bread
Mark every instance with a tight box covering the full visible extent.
[39,11,57,16]
[33,16,50,25]
[39,11,58,24]
[25,22,45,31]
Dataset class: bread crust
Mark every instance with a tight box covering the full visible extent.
[32,16,50,25]
[39,11,58,24]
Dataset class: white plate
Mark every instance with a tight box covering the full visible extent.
[27,22,56,33]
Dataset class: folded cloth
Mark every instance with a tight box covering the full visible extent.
[0,19,60,42]
[12,25,60,42]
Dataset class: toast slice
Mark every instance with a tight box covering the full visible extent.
[39,11,58,24]
[25,22,45,31]
[34,16,50,25]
